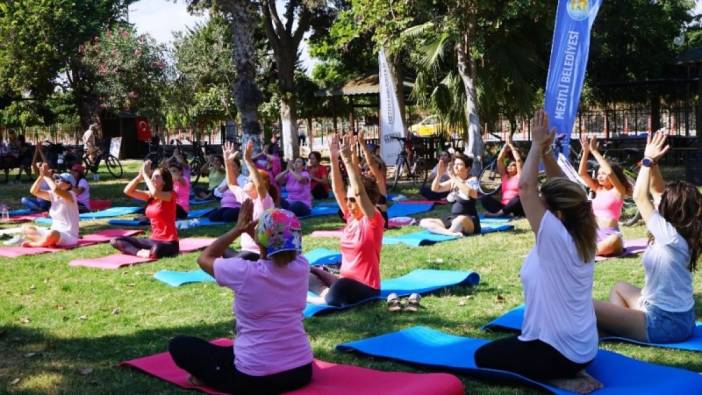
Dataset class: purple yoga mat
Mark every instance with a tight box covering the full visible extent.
[595,238,648,262]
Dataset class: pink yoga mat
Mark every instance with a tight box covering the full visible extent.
[0,229,143,258]
[69,237,215,269]
[310,229,343,238]
[121,338,464,395]
[596,238,648,262]
[6,212,48,223]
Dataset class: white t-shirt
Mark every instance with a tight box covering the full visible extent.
[519,211,598,364]
[446,177,479,202]
[49,190,80,241]
[639,212,693,312]
[213,175,248,198]
[75,178,90,208]
[82,129,95,149]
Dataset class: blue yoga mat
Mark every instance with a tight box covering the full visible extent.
[108,209,217,228]
[483,304,702,353]
[337,326,702,395]
[35,206,142,225]
[387,203,434,218]
[189,197,215,205]
[383,224,514,247]
[187,208,215,218]
[108,218,148,226]
[304,269,479,317]
[153,248,343,287]
[9,208,32,216]
[304,205,340,218]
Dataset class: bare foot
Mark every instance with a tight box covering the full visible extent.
[548,370,603,394]
[136,249,151,258]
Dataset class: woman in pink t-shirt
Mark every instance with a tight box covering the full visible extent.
[168,160,190,220]
[221,140,278,261]
[307,151,329,200]
[169,204,312,394]
[308,133,384,306]
[481,133,524,217]
[276,157,312,217]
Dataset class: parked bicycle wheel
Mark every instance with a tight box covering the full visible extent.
[82,155,98,175]
[392,161,405,191]
[478,159,502,195]
[105,154,123,178]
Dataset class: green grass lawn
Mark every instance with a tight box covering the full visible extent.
[1,162,701,394]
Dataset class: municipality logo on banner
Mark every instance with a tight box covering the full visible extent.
[379,48,406,166]
[544,0,602,159]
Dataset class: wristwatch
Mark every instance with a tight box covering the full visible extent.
[641,157,656,168]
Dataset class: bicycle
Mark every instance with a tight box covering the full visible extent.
[82,140,123,178]
[477,133,506,196]
[390,136,426,191]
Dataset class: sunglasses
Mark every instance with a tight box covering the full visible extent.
[53,177,66,183]
[346,197,356,203]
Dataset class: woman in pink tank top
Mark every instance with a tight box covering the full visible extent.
[481,133,524,217]
[578,135,632,256]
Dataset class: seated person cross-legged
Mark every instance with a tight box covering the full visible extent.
[419,154,481,237]
[170,203,313,394]
[475,109,602,395]
[594,131,702,345]
[308,133,384,307]
[480,134,524,217]
[110,161,179,259]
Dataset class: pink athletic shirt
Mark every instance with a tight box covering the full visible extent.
[339,209,384,289]
[501,172,520,206]
[173,177,190,212]
[213,254,313,376]
[232,187,274,253]
[284,171,312,208]
[592,187,624,221]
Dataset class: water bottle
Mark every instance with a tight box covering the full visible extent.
[0,204,9,223]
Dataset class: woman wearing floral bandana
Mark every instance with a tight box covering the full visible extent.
[169,204,312,394]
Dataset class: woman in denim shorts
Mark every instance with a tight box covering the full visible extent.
[594,131,702,343]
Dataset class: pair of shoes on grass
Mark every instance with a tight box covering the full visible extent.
[387,293,421,312]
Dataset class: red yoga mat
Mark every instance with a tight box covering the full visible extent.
[69,237,215,269]
[121,338,464,395]
[0,229,144,258]
[595,238,648,262]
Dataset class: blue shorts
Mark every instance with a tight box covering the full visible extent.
[644,302,696,343]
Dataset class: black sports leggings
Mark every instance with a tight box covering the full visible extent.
[325,277,380,307]
[110,237,179,259]
[480,195,524,217]
[168,336,312,395]
[474,335,592,380]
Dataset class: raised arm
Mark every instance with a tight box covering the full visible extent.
[242,140,267,199]
[634,131,670,222]
[589,137,628,197]
[340,133,375,218]
[648,129,666,205]
[358,131,385,185]
[520,109,555,235]
[507,133,523,173]
[496,140,509,176]
[431,159,452,193]
[29,163,51,201]
[578,135,598,190]
[328,134,348,215]
[198,199,256,275]
[222,141,241,193]
[123,162,150,201]
[43,173,74,203]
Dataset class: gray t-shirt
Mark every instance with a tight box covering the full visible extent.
[640,212,693,312]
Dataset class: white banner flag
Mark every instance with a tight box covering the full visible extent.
[379,48,406,166]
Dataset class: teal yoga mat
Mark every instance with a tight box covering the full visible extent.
[483,304,702,352]
[304,269,479,317]
[337,326,702,395]
[383,223,514,247]
[35,206,142,225]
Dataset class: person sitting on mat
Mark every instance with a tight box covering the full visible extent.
[70,163,91,213]
[194,154,225,200]
[475,109,602,394]
[419,153,481,237]
[110,160,179,259]
[358,131,390,229]
[480,133,524,217]
[222,140,277,260]
[170,204,312,394]
[419,150,451,201]
[207,156,245,223]
[594,131,701,345]
[20,163,80,248]
[276,157,312,217]
[168,157,191,220]
[307,151,330,200]
[578,135,632,256]
[308,132,384,306]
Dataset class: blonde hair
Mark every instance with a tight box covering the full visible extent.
[540,177,597,262]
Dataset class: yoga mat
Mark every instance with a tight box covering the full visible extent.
[153,248,343,287]
[9,208,32,216]
[482,304,702,352]
[121,338,464,395]
[304,205,340,217]
[187,208,215,218]
[309,229,343,238]
[175,218,228,230]
[387,203,434,218]
[189,197,216,205]
[595,238,648,262]
[6,212,47,223]
[108,218,148,227]
[337,326,702,395]
[68,237,215,269]
[0,229,143,258]
[35,206,143,224]
[383,223,514,248]
[304,269,479,317]
[399,199,449,205]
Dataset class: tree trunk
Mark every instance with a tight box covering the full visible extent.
[389,54,407,132]
[456,29,483,176]
[220,1,263,154]
[280,96,299,160]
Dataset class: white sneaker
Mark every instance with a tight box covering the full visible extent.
[3,235,23,246]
